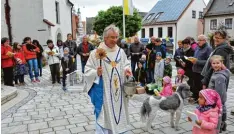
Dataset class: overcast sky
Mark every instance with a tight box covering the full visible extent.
[71,0,210,21]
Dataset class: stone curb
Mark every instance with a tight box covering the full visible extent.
[1,86,18,105]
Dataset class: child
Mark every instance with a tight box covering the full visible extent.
[208,55,231,132]
[139,54,146,69]
[164,55,172,77]
[134,61,147,86]
[13,42,27,85]
[154,76,173,96]
[154,52,164,86]
[61,47,73,91]
[189,89,222,134]
[145,45,155,83]
[44,40,61,84]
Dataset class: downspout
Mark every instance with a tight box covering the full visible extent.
[71,5,74,39]
[174,23,177,55]
[5,0,12,43]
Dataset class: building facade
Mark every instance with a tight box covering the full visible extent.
[1,0,73,45]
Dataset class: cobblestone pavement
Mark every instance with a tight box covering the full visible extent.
[1,57,234,134]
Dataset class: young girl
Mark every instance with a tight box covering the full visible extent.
[154,52,164,86]
[61,47,73,91]
[190,89,222,134]
[208,55,231,132]
[155,76,173,97]
[134,61,147,86]
[13,42,27,85]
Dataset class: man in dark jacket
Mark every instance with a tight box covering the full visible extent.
[63,33,78,71]
[152,38,166,58]
[77,35,94,73]
[129,36,144,74]
[174,40,183,69]
[191,35,212,100]
[145,45,156,83]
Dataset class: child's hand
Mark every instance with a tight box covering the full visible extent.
[66,68,69,71]
[187,117,192,122]
[195,120,202,126]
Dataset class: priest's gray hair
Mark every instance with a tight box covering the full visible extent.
[198,34,207,41]
[103,24,120,39]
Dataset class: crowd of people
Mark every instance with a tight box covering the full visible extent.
[1,33,94,90]
[2,25,234,133]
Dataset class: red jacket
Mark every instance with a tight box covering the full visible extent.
[1,45,14,68]
[14,50,26,64]
[23,44,40,60]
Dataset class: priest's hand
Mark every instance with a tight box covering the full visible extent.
[97,67,103,76]
[125,68,132,77]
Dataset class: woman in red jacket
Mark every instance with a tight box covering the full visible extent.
[13,42,27,85]
[1,37,14,86]
[22,37,40,82]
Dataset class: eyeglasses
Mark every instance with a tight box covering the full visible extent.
[197,39,205,41]
[213,36,224,40]
[108,36,119,40]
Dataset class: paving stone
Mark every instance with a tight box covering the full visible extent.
[44,117,54,122]
[1,125,27,133]
[66,124,77,129]
[78,131,95,134]
[70,127,86,133]
[28,130,39,134]
[43,132,55,134]
[159,126,186,134]
[48,111,66,118]
[14,116,31,122]
[28,111,38,116]
[76,122,88,127]
[56,129,71,134]
[132,128,144,134]
[2,117,13,123]
[84,124,95,131]
[179,122,193,131]
[1,123,8,128]
[53,126,65,131]
[28,122,48,131]
[227,124,234,131]
[131,122,144,129]
[12,112,28,117]
[48,119,69,127]
[68,116,88,124]
[39,128,53,133]
[32,113,48,119]
[9,121,23,126]
[35,119,44,123]
[23,120,36,124]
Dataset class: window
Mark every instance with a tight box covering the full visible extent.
[146,14,154,20]
[149,28,154,37]
[210,19,217,30]
[167,27,173,37]
[55,2,60,24]
[153,12,163,21]
[158,27,162,38]
[199,11,203,19]
[141,28,145,38]
[192,10,196,19]
[225,18,233,29]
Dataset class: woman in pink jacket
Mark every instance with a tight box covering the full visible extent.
[159,76,173,97]
[190,89,222,134]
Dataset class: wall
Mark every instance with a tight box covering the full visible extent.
[177,0,206,47]
[197,19,204,37]
[7,0,49,44]
[204,15,234,39]
[43,0,72,43]
[1,0,8,38]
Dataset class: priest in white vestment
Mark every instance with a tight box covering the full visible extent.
[84,24,132,134]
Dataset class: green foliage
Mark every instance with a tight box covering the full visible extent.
[93,6,142,37]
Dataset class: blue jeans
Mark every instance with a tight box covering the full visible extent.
[27,58,39,80]
[131,60,137,75]
[146,69,154,83]
[81,60,87,73]
[37,58,42,76]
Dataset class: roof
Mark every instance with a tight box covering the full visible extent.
[67,0,74,6]
[43,19,55,27]
[204,0,234,17]
[138,12,148,19]
[142,0,192,26]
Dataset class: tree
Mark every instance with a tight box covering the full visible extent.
[93,6,142,37]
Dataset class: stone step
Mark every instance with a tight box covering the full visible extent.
[1,86,18,105]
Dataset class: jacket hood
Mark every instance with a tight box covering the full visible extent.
[216,43,234,54]
[213,69,231,78]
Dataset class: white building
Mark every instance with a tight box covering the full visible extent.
[1,0,74,45]
[204,0,234,39]
[140,0,206,53]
